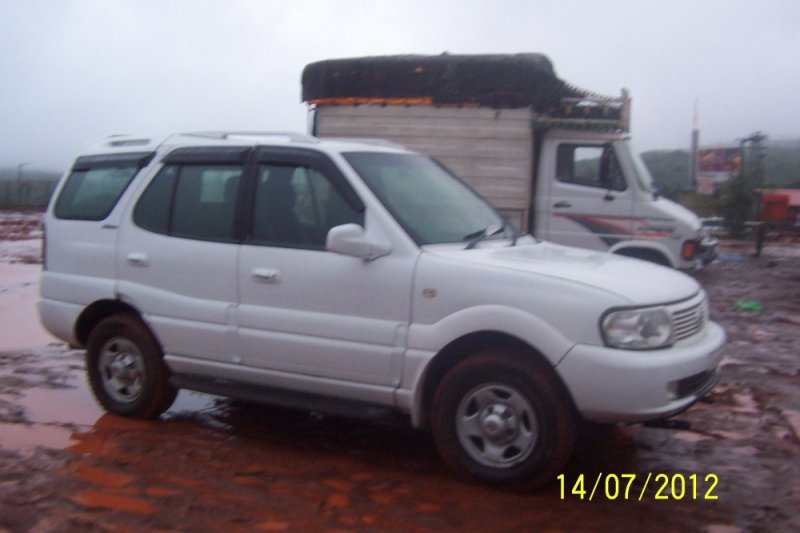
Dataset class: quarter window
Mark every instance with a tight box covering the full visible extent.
[54,165,141,220]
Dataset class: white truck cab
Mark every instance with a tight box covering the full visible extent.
[40,132,725,489]
[539,130,715,269]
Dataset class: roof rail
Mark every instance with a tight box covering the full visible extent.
[186,131,319,143]
[103,135,153,147]
[318,136,407,149]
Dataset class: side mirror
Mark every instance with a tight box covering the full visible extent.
[326,224,391,261]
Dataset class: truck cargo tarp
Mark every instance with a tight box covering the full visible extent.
[301,54,583,110]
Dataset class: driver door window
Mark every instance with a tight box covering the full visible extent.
[252,164,363,249]
[556,144,626,191]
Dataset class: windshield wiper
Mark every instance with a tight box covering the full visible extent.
[503,214,520,247]
[463,213,522,249]
[464,224,502,249]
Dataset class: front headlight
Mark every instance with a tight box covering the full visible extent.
[601,307,674,350]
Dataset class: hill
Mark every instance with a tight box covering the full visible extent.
[641,138,800,191]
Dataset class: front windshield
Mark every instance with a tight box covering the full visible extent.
[617,140,656,193]
[344,152,512,245]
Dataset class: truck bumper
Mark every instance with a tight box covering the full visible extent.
[555,321,726,423]
[698,235,719,266]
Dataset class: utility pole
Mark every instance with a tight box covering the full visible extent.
[737,131,767,188]
[16,162,30,207]
[689,99,699,191]
[737,132,768,257]
[752,132,767,190]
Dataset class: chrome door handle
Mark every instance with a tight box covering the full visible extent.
[126,252,150,267]
[553,201,572,209]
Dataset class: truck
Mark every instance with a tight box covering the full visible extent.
[302,53,718,270]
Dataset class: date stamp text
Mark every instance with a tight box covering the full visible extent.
[557,473,719,501]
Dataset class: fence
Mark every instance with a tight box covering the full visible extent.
[0,179,59,208]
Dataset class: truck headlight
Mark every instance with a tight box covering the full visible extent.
[601,307,674,349]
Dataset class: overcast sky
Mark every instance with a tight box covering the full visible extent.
[1,0,799,171]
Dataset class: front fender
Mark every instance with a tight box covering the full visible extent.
[407,304,574,364]
[398,305,576,426]
[609,240,676,267]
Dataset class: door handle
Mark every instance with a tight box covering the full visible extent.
[126,252,150,267]
[251,268,281,283]
[552,201,572,209]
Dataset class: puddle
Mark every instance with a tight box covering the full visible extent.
[0,343,222,456]
[0,263,58,351]
[0,422,77,456]
[17,377,103,425]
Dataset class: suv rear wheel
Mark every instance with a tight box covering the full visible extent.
[86,314,177,419]
[431,349,576,490]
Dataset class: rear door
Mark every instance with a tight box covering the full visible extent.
[116,147,247,363]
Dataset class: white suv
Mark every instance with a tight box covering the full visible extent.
[39,132,725,489]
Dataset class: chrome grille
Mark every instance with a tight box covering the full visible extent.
[670,295,707,341]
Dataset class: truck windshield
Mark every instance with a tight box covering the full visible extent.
[344,152,512,245]
[616,140,656,193]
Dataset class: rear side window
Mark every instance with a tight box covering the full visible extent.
[133,164,242,242]
[54,163,143,220]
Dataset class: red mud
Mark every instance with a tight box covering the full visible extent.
[0,211,798,531]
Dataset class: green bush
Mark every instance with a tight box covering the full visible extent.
[717,173,754,239]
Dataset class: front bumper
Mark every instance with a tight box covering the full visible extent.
[555,321,726,423]
[697,235,719,265]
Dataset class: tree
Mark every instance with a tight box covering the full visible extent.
[717,171,755,239]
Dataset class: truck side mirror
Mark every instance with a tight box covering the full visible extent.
[326,224,391,261]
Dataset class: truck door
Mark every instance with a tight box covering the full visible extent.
[540,142,635,251]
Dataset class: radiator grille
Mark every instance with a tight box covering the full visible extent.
[670,295,707,341]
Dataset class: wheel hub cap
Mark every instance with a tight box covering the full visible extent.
[98,338,145,403]
[456,384,538,468]
[480,405,517,443]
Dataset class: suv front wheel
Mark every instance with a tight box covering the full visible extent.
[431,349,577,490]
[86,314,177,419]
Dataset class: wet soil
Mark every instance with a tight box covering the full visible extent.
[0,211,798,532]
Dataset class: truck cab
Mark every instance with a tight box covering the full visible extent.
[539,130,716,270]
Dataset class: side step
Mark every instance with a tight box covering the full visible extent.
[170,374,394,420]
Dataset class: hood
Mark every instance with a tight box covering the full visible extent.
[427,240,700,305]
[650,197,702,232]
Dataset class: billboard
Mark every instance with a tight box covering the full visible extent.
[698,148,741,173]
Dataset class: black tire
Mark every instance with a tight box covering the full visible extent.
[86,314,177,419]
[431,349,577,490]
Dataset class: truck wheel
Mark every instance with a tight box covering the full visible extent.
[431,349,576,490]
[86,314,177,419]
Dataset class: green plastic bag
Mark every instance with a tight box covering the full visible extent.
[734,299,763,312]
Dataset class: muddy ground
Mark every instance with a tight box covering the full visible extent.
[0,210,798,532]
